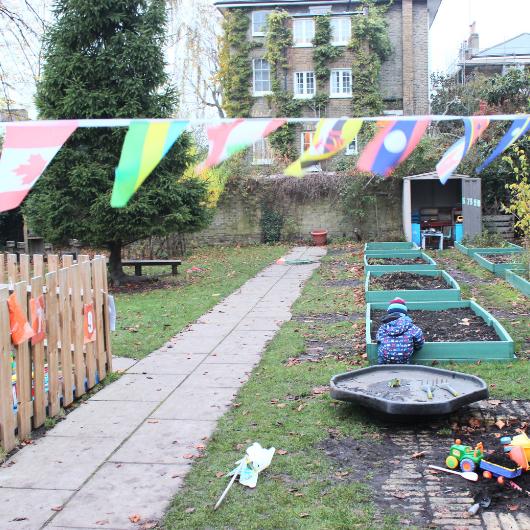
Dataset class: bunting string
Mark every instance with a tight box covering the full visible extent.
[0,114,528,212]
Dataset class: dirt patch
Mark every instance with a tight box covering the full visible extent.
[110,276,186,294]
[367,257,427,265]
[480,254,524,265]
[292,313,362,324]
[370,272,449,291]
[297,338,357,362]
[371,308,500,342]
[324,279,362,288]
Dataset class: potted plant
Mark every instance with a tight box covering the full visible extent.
[310,229,328,246]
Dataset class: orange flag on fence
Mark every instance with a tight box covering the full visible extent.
[7,293,35,345]
[83,303,96,344]
[30,294,46,345]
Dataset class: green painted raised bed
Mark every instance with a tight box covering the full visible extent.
[364,251,438,272]
[505,269,530,298]
[365,242,419,252]
[365,270,461,303]
[473,252,526,279]
[365,300,514,364]
[455,241,522,257]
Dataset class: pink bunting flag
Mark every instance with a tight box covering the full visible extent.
[0,121,78,212]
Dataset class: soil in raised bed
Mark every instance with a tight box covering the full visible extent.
[370,272,449,291]
[480,254,524,265]
[371,308,499,342]
[367,257,427,265]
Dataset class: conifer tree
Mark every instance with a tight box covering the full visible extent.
[24,0,210,283]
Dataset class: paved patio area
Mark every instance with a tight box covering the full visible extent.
[0,246,325,530]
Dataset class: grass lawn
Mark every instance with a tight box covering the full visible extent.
[162,243,529,529]
[112,245,288,359]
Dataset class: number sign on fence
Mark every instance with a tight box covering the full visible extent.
[0,254,112,452]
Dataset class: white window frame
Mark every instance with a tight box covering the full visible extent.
[252,11,272,37]
[252,138,273,165]
[345,137,358,156]
[300,131,321,172]
[293,18,315,47]
[330,68,352,98]
[293,71,316,99]
[330,17,351,46]
[252,58,272,96]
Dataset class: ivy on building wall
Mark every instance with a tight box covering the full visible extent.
[350,2,392,116]
[217,9,256,118]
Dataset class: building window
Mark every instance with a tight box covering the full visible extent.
[330,17,351,46]
[300,131,321,172]
[345,137,358,156]
[252,11,272,36]
[252,138,273,165]
[330,69,352,97]
[293,18,315,47]
[294,71,315,98]
[253,59,272,96]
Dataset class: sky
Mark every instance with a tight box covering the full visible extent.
[430,0,530,74]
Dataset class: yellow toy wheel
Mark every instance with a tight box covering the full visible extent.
[446,455,459,469]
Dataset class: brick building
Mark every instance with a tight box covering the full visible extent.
[214,0,440,163]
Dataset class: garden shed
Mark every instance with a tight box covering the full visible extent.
[402,172,482,247]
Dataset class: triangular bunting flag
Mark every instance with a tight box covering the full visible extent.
[111,120,189,207]
[436,117,490,184]
[198,118,286,171]
[0,120,78,212]
[477,116,530,173]
[284,118,363,177]
[357,118,431,177]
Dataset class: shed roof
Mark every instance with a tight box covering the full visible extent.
[475,33,530,58]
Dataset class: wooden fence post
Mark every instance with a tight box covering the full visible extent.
[30,275,46,428]
[19,255,30,283]
[92,258,106,382]
[58,268,74,407]
[14,282,32,440]
[81,261,96,389]
[62,254,74,269]
[0,254,5,284]
[47,254,59,273]
[7,254,17,286]
[99,257,112,372]
[0,287,16,452]
[45,271,60,417]
[70,264,86,399]
[33,255,44,278]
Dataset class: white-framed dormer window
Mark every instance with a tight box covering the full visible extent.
[330,68,352,97]
[345,137,358,156]
[330,17,351,46]
[300,131,321,172]
[252,10,272,36]
[293,18,315,47]
[294,71,315,98]
[252,138,273,165]
[252,58,272,96]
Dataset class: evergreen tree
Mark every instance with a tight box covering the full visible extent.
[24,0,210,283]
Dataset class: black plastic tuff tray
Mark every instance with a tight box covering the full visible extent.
[330,365,488,416]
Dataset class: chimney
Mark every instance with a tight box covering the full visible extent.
[466,22,479,59]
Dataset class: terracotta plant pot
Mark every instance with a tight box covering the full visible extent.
[311,229,328,246]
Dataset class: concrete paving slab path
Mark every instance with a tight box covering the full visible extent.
[0,246,324,530]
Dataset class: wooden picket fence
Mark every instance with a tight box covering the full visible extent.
[0,254,112,452]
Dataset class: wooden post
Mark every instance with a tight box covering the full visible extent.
[0,287,16,452]
[58,268,74,407]
[47,254,59,273]
[33,255,44,278]
[14,282,32,440]
[19,255,30,283]
[99,257,112,372]
[0,254,5,284]
[78,254,89,264]
[45,271,60,417]
[92,258,106,382]
[62,254,74,269]
[81,261,96,389]
[7,254,17,286]
[30,276,46,428]
[70,264,86,398]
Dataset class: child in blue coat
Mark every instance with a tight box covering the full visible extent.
[376,297,425,364]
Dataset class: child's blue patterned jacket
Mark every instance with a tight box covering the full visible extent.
[376,314,425,364]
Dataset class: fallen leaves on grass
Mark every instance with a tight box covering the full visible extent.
[215,471,224,478]
[311,386,329,395]
[299,513,310,518]
[185,507,196,514]
[277,449,288,455]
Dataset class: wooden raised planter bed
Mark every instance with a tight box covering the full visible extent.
[365,300,514,364]
[454,241,522,258]
[364,242,420,255]
[505,269,530,298]
[473,252,526,278]
[364,251,437,273]
[365,270,461,303]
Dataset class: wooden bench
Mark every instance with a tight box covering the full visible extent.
[122,259,182,276]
